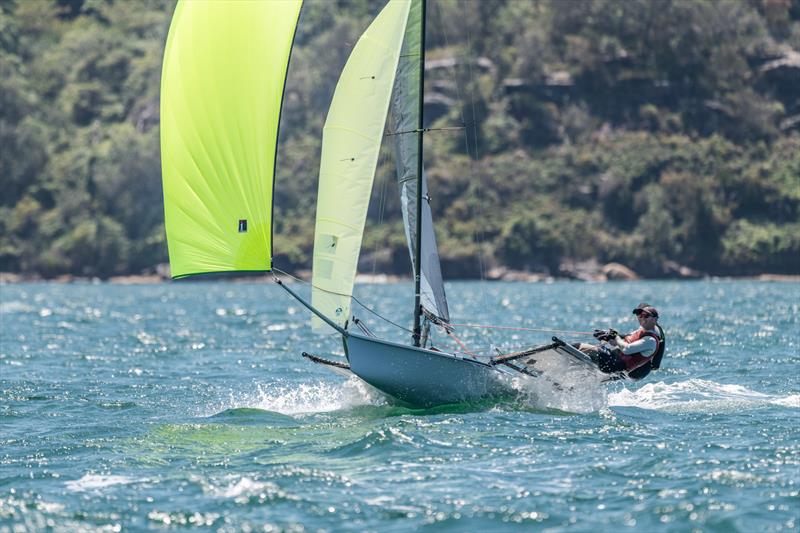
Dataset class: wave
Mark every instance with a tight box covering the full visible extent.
[206,377,386,417]
[209,374,797,419]
[195,475,291,504]
[212,372,611,417]
[65,474,140,492]
[0,301,35,314]
[207,407,298,426]
[608,379,800,412]
[510,372,608,414]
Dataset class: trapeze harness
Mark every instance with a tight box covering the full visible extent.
[621,325,666,380]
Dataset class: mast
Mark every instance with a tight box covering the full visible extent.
[412,0,426,347]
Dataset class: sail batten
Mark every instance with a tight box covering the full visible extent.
[311,0,412,330]
[161,0,302,279]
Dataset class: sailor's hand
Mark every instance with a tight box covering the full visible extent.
[609,328,620,339]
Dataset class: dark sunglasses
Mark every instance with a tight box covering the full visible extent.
[635,311,653,318]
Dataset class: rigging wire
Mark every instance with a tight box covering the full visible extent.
[274,267,586,360]
[370,138,392,278]
[274,266,588,359]
[274,269,486,356]
[272,268,415,335]
[448,322,593,337]
[433,0,498,347]
[271,5,589,363]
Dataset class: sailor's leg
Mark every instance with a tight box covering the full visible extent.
[573,343,601,363]
[596,347,626,373]
[573,342,598,354]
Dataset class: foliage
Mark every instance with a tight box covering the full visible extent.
[1,0,798,278]
[721,219,800,273]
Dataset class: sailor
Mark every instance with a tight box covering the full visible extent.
[576,303,666,379]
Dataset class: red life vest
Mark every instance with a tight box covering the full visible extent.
[619,329,661,372]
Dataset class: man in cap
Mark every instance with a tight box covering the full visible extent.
[576,302,666,379]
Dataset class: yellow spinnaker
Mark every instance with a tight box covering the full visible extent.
[161,0,302,279]
[312,0,411,330]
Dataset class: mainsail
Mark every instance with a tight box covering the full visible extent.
[311,0,412,330]
[390,0,450,323]
[160,0,302,279]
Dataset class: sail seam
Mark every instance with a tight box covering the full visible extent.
[322,125,377,142]
[315,217,360,231]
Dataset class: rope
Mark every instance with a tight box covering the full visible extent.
[351,296,414,335]
[446,330,478,358]
[448,322,593,337]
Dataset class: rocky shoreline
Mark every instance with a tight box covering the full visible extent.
[2,266,798,285]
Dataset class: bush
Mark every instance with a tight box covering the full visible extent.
[721,220,800,274]
[43,216,129,277]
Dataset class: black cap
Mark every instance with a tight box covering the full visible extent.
[633,303,659,318]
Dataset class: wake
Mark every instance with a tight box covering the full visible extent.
[609,378,800,413]
[207,376,798,419]
[510,369,608,414]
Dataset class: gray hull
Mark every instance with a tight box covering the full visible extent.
[344,333,516,407]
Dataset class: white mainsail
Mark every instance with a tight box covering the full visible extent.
[311,0,412,330]
[390,0,450,323]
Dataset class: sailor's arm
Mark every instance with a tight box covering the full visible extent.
[610,335,656,356]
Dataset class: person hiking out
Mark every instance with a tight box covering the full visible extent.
[575,302,666,379]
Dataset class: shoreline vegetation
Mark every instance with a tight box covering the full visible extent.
[2,270,798,285]
[2,1,799,281]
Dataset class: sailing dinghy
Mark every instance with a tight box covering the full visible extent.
[161,0,609,408]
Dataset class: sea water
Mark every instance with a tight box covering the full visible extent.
[1,280,797,532]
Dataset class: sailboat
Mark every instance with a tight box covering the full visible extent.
[161,0,606,408]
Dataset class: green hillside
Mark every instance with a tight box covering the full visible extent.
[2,0,798,279]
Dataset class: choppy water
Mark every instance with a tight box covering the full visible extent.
[1,280,798,532]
